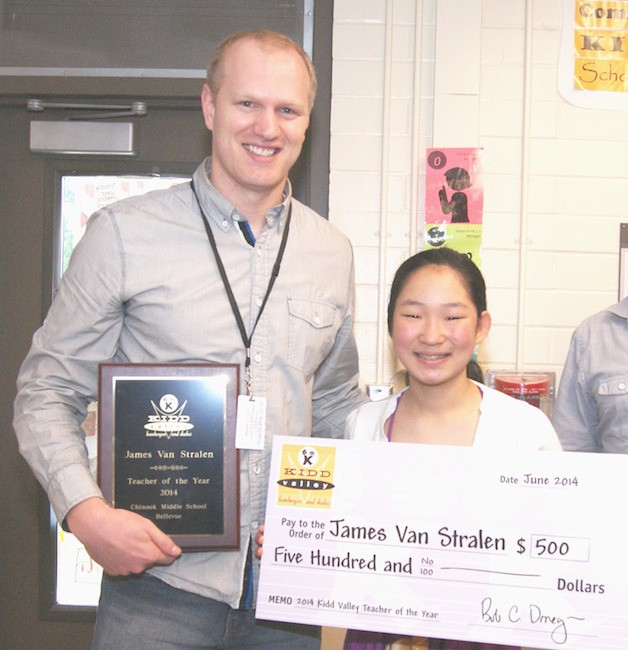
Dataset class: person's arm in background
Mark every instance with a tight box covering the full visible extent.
[553,326,601,452]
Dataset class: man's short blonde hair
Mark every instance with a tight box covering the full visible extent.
[206,29,318,111]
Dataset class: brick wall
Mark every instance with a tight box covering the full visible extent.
[329,0,627,390]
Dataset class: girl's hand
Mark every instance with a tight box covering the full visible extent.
[255,523,265,559]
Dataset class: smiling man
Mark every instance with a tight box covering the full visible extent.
[14,30,364,649]
[201,32,315,232]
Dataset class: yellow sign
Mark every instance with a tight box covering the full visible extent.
[275,443,336,509]
[575,57,628,90]
[573,2,628,92]
[574,29,628,59]
[575,1,628,28]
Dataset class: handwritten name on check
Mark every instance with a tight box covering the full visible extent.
[257,437,628,649]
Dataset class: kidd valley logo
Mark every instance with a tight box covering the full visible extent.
[276,444,336,509]
[144,393,194,439]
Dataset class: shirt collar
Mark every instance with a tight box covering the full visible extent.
[608,295,628,320]
[193,157,292,234]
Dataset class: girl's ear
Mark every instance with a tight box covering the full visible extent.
[475,310,491,345]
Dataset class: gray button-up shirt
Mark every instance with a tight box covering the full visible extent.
[553,296,628,453]
[13,157,364,607]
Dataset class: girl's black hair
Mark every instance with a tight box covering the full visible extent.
[387,248,487,334]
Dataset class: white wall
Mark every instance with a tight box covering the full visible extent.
[329,0,627,391]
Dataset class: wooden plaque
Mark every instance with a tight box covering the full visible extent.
[98,364,239,550]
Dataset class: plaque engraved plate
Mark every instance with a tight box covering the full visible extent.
[98,364,239,550]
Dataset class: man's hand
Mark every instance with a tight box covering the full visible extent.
[65,497,182,576]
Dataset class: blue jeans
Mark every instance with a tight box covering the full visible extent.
[93,573,320,649]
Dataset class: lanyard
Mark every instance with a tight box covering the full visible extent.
[190,180,292,396]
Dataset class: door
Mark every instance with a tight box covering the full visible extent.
[1,99,214,629]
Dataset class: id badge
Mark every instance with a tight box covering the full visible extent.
[235,395,266,450]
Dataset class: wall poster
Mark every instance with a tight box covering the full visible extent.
[559,0,628,108]
[424,147,484,267]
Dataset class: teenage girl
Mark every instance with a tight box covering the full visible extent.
[343,248,561,650]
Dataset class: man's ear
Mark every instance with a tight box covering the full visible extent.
[200,83,215,131]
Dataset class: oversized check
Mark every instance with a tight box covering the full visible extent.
[256,436,628,649]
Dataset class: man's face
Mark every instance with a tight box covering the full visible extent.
[201,38,312,209]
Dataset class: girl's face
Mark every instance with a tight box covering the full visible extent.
[391,264,491,390]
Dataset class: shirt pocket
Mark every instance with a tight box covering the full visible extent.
[597,374,628,432]
[598,375,628,396]
[287,298,338,376]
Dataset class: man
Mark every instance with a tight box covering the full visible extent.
[14,30,364,648]
[553,295,628,452]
